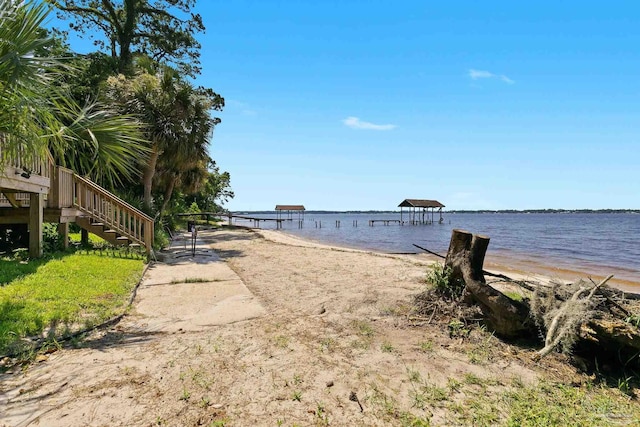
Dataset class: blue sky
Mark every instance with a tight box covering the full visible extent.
[56,1,639,211]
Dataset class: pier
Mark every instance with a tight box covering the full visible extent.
[398,199,445,225]
[369,219,402,226]
[199,198,447,231]
[229,214,287,229]
[275,204,305,221]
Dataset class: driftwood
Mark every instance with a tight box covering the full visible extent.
[438,229,640,364]
[534,275,612,360]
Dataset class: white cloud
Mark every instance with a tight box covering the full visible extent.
[342,116,396,131]
[469,69,494,80]
[468,69,514,85]
[500,75,515,85]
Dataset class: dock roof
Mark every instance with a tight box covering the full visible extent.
[275,205,305,211]
[398,199,445,208]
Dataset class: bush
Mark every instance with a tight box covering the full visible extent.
[426,263,464,300]
[154,226,170,250]
[43,223,64,253]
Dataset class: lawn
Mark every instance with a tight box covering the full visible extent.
[0,252,145,355]
[69,232,106,245]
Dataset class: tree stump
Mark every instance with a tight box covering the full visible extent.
[444,229,533,338]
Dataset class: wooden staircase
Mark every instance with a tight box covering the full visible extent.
[68,174,154,250]
[1,156,154,254]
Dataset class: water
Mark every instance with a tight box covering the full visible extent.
[231,212,640,284]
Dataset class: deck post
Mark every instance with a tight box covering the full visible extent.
[28,193,43,258]
[144,220,153,255]
[58,222,69,249]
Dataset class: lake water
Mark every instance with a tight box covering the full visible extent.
[230,212,640,286]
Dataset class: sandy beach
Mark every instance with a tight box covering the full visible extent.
[0,226,634,426]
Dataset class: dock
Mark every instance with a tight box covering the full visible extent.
[368,219,403,226]
[229,214,287,229]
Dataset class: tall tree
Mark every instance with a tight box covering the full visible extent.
[103,64,223,210]
[49,0,204,76]
[186,160,234,212]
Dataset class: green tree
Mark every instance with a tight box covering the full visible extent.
[187,160,233,212]
[0,0,148,188]
[103,63,224,211]
[50,0,205,76]
[1,0,65,162]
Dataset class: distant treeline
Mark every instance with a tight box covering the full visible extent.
[447,209,640,214]
[235,209,639,215]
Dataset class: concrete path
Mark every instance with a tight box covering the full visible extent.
[0,230,266,427]
[130,230,266,332]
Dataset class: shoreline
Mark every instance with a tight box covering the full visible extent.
[3,226,639,425]
[259,227,640,294]
[228,211,639,289]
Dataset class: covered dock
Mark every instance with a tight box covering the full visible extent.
[275,204,305,221]
[398,199,445,225]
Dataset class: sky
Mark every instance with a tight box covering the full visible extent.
[54,1,639,211]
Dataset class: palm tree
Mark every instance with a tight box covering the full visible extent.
[0,0,148,187]
[103,62,223,211]
[0,0,61,163]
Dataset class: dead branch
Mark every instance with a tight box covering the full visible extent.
[413,243,445,259]
[534,275,613,360]
[414,243,538,292]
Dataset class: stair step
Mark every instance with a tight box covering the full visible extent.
[129,243,141,248]
[90,222,105,227]
[116,236,130,241]
[103,229,117,234]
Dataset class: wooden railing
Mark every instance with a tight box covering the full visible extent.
[73,175,154,250]
[0,192,31,207]
[0,144,51,180]
[1,145,154,251]
[48,166,74,209]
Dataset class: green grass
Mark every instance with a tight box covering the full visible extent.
[503,291,525,302]
[0,252,144,354]
[365,370,639,427]
[504,381,640,426]
[449,377,639,426]
[69,232,106,245]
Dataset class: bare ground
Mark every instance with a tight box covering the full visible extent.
[0,227,619,426]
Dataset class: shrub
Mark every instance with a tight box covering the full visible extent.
[154,226,170,250]
[43,223,64,253]
[426,263,464,300]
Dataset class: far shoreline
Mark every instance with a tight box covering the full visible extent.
[234,209,640,215]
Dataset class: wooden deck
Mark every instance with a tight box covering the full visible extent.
[1,148,154,255]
